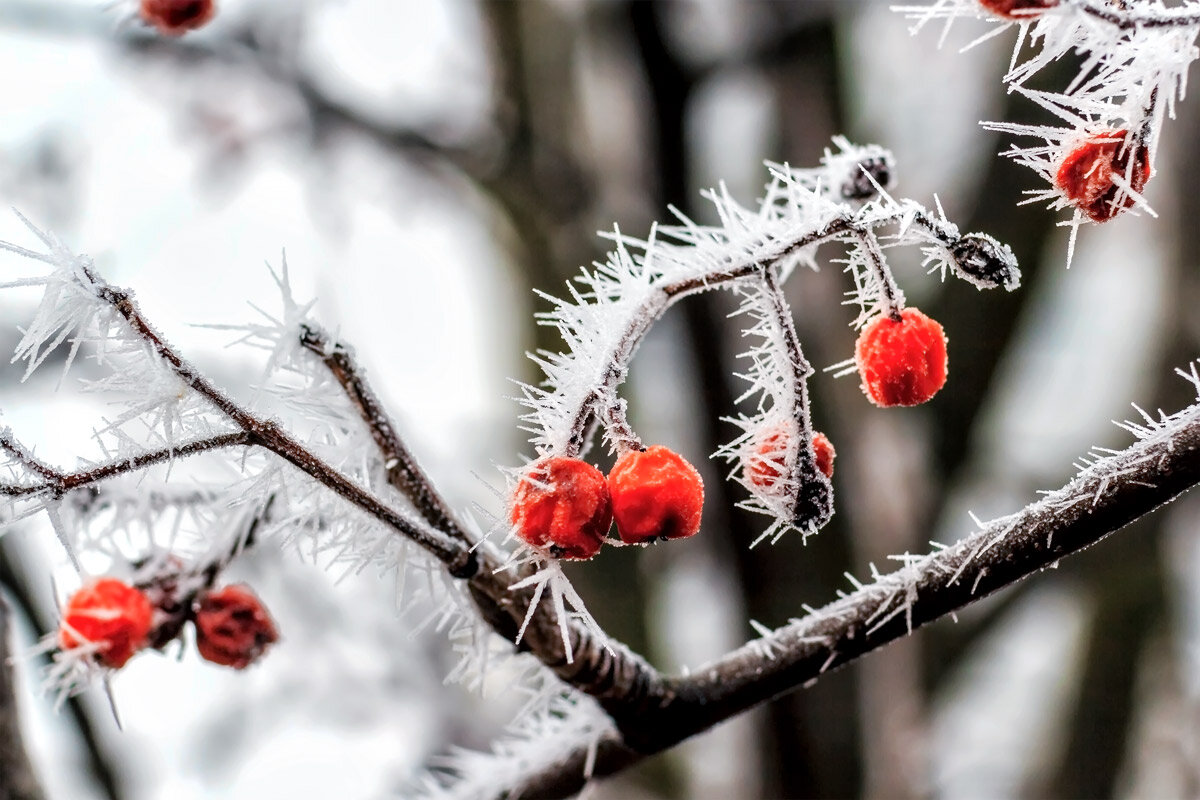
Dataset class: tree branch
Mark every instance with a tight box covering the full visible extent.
[0,430,251,498]
[502,387,1200,797]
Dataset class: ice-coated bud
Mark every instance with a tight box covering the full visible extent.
[841,155,894,201]
[949,233,1020,291]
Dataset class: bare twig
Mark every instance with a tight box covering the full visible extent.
[297,322,471,544]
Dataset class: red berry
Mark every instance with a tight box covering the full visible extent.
[510,457,611,560]
[855,307,948,408]
[609,445,704,544]
[812,432,835,479]
[140,0,216,36]
[59,578,154,668]
[977,0,1057,18]
[746,429,836,490]
[194,585,278,669]
[1055,130,1151,223]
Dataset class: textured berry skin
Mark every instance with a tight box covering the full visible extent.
[978,0,1058,18]
[59,578,154,668]
[812,432,835,479]
[510,457,611,560]
[1055,130,1150,222]
[140,0,216,36]
[194,585,278,669]
[855,308,948,408]
[747,429,836,490]
[609,445,704,544]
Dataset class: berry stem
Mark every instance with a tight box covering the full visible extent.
[855,228,904,321]
[757,267,830,528]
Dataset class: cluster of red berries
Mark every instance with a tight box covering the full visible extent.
[59,577,277,670]
[139,0,215,36]
[855,307,948,408]
[509,445,704,561]
[1055,130,1151,223]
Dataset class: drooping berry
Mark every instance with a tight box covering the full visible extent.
[855,307,948,408]
[812,432,836,479]
[509,457,612,560]
[609,445,704,544]
[746,428,836,490]
[977,0,1058,19]
[59,578,154,668]
[1055,130,1151,223]
[194,585,278,669]
[140,0,216,36]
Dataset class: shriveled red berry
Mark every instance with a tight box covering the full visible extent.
[510,457,611,560]
[977,0,1058,19]
[1055,130,1151,222]
[855,307,948,408]
[609,445,704,544]
[59,578,154,668]
[746,428,836,490]
[812,432,835,479]
[194,585,278,669]
[140,0,216,36]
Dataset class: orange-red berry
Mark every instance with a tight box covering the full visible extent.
[59,578,154,668]
[812,432,835,479]
[1055,130,1151,223]
[609,445,704,544]
[855,308,948,408]
[194,585,278,669]
[510,457,612,560]
[977,0,1058,18]
[140,0,216,36]
[746,428,836,490]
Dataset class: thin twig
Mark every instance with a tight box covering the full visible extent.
[297,323,473,545]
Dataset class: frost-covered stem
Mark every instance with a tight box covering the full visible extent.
[297,322,474,545]
[1073,0,1200,29]
[505,399,1200,798]
[0,431,251,497]
[0,594,45,800]
[561,209,950,457]
[757,267,828,524]
[855,228,903,320]
[84,271,474,574]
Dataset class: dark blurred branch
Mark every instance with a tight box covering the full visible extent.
[0,593,45,800]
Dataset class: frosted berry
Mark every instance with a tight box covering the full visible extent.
[609,445,704,544]
[978,0,1058,18]
[510,457,611,560]
[59,578,154,668]
[855,307,948,408]
[812,432,835,479]
[1055,130,1151,223]
[746,428,836,490]
[194,585,278,669]
[140,0,216,36]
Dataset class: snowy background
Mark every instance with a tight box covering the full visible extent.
[0,1,1196,798]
